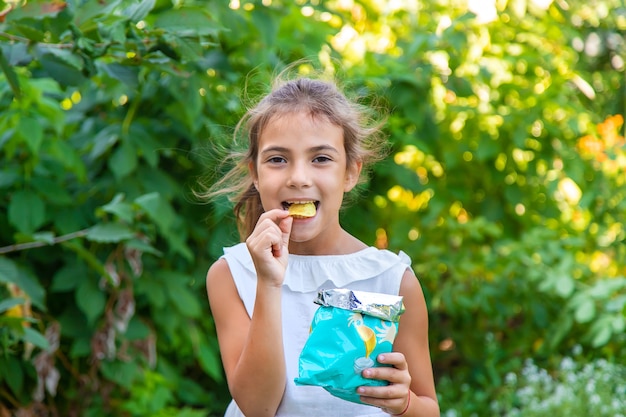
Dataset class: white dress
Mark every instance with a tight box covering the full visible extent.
[219,242,412,417]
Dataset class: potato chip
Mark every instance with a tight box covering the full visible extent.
[288,202,316,217]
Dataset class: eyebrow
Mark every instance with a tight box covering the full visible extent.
[260,145,340,156]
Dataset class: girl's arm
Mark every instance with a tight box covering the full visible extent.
[358,269,440,417]
[207,259,286,417]
[206,210,293,417]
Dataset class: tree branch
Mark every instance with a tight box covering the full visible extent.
[0,229,90,254]
[0,31,74,49]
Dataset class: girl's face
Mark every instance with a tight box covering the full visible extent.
[252,111,361,254]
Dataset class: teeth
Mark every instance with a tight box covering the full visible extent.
[285,200,315,205]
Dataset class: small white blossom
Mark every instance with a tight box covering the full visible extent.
[490,356,626,417]
[505,372,517,385]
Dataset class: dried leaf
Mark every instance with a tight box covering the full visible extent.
[114,288,135,333]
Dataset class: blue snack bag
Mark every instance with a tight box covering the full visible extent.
[294,289,405,404]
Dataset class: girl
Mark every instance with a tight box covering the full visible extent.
[203,74,439,417]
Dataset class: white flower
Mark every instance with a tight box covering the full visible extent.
[505,372,517,386]
[560,356,576,371]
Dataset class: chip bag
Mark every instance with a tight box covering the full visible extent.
[294,289,405,404]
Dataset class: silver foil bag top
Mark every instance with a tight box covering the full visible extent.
[314,289,405,322]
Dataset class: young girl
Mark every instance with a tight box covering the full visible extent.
[204,74,439,417]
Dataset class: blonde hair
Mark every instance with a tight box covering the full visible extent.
[198,73,388,241]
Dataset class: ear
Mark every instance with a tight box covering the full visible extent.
[248,161,259,190]
[344,160,362,192]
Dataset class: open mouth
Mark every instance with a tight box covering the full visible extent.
[283,200,319,218]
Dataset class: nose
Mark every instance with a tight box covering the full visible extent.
[286,161,312,188]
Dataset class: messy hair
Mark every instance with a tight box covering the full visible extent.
[198,71,388,241]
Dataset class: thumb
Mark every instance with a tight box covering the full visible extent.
[279,216,293,249]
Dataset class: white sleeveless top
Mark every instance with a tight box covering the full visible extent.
[220,242,411,417]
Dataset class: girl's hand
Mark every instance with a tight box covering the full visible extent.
[358,352,412,415]
[246,209,293,287]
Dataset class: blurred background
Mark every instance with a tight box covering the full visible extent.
[1,0,625,416]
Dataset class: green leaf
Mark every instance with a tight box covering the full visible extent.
[251,7,280,47]
[57,307,90,339]
[574,298,595,323]
[125,238,162,256]
[0,169,20,189]
[0,257,19,284]
[101,62,139,89]
[51,262,88,292]
[10,22,46,42]
[165,281,201,318]
[0,48,21,99]
[76,278,106,324]
[125,317,150,340]
[0,356,23,397]
[554,273,575,298]
[100,360,140,389]
[165,34,206,63]
[134,192,175,233]
[197,342,223,382]
[88,125,119,161]
[8,190,46,234]
[589,315,614,348]
[612,315,625,333]
[49,139,87,181]
[0,297,24,314]
[12,268,46,311]
[0,316,34,333]
[43,47,84,71]
[108,141,138,179]
[86,223,135,243]
[31,177,74,206]
[23,327,50,350]
[37,51,86,87]
[100,194,134,223]
[74,0,123,30]
[135,278,166,308]
[153,7,220,36]
[125,0,156,22]
[70,337,91,358]
[0,42,30,67]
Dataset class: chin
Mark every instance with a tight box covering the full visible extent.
[288,234,311,244]
[288,229,319,245]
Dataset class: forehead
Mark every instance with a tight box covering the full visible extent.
[259,111,345,147]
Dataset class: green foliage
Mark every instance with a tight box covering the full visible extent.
[0,0,236,414]
[0,0,625,416]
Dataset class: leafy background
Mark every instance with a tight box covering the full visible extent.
[1,0,624,416]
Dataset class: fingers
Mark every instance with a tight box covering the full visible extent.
[246,209,292,283]
[279,215,293,254]
[247,209,291,253]
[362,353,408,382]
[357,353,411,411]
